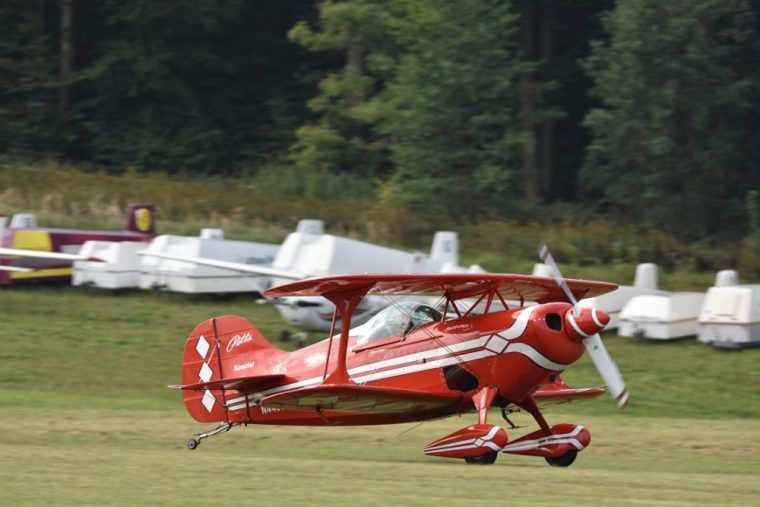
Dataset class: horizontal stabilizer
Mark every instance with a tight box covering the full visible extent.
[532,380,605,408]
[262,384,461,415]
[170,373,285,393]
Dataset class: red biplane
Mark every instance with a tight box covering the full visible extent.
[176,257,627,466]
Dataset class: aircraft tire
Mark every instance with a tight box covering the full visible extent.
[465,451,498,465]
[544,450,577,467]
[187,438,200,450]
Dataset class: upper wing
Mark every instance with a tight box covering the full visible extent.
[136,250,304,280]
[265,273,617,304]
[261,384,462,414]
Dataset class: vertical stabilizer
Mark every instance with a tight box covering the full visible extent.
[430,231,459,266]
[296,219,324,235]
[9,213,37,228]
[125,204,156,234]
[180,315,286,423]
[714,270,739,287]
[633,263,658,290]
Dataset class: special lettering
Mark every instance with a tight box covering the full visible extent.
[233,361,255,372]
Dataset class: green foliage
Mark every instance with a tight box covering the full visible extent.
[289,0,559,219]
[251,163,376,201]
[582,0,760,240]
[1,1,321,172]
[2,0,760,246]
[0,1,61,158]
[372,0,532,218]
[288,0,397,178]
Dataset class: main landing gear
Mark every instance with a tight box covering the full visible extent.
[186,422,235,450]
[544,450,578,467]
[465,451,499,465]
[423,387,591,467]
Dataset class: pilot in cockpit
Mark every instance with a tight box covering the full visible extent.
[356,301,443,346]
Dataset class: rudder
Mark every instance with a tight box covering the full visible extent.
[179,315,285,423]
[125,204,156,234]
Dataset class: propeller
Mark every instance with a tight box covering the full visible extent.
[538,244,629,407]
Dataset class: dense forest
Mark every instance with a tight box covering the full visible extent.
[2,0,760,244]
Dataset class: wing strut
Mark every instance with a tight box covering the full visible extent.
[323,285,373,384]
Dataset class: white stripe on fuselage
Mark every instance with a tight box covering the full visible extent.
[226,306,566,412]
[501,425,587,452]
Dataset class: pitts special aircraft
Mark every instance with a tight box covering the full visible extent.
[175,249,628,466]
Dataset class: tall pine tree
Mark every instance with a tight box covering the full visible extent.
[582,0,760,239]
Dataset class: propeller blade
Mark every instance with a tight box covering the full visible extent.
[538,243,629,407]
[537,244,579,311]
[583,333,629,407]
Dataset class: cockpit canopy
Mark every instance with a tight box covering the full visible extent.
[355,301,443,346]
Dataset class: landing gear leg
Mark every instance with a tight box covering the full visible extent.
[464,385,501,465]
[186,422,235,450]
[516,397,551,435]
[505,397,591,467]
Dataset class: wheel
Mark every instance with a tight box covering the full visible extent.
[187,438,200,450]
[465,451,498,465]
[544,450,577,467]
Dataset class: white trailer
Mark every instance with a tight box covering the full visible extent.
[619,269,740,341]
[698,284,760,349]
[618,292,705,340]
[72,241,147,289]
[139,229,279,294]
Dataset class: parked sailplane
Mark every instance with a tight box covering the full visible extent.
[174,244,627,467]
[0,204,155,282]
[138,231,484,332]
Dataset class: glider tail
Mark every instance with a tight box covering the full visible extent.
[125,204,156,234]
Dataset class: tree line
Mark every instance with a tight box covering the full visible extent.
[2,0,759,242]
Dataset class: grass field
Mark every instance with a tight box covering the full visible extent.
[2,285,760,506]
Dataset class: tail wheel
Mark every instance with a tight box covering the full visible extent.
[465,451,498,465]
[544,450,577,467]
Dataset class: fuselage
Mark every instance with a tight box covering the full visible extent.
[216,302,585,426]
[0,227,152,284]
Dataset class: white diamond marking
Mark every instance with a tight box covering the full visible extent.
[195,335,210,359]
[201,390,216,412]
[199,362,213,383]
[486,336,508,354]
